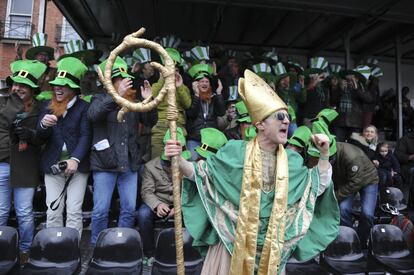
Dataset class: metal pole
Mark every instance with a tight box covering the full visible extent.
[395,34,403,139]
[344,31,351,69]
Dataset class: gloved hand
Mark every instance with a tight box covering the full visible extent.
[14,126,36,141]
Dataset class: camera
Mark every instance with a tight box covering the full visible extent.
[50,161,67,175]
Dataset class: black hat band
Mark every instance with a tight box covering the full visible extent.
[56,70,80,85]
[290,136,306,148]
[13,70,38,84]
[200,143,218,153]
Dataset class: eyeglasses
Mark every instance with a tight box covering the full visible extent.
[270,111,290,122]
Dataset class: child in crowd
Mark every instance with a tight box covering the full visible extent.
[373,142,402,191]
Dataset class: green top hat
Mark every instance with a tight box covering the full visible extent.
[123,55,135,68]
[59,39,102,66]
[133,48,151,64]
[99,56,134,80]
[273,62,289,83]
[235,101,251,123]
[340,65,371,83]
[252,63,274,84]
[361,57,378,67]
[7,60,47,89]
[25,33,54,60]
[285,57,304,74]
[262,49,278,64]
[188,63,213,80]
[191,46,210,62]
[370,66,383,78]
[312,108,338,124]
[161,127,191,160]
[160,35,181,49]
[227,86,238,102]
[328,64,343,78]
[288,126,312,148]
[195,128,228,158]
[311,120,337,157]
[49,57,88,89]
[304,56,329,76]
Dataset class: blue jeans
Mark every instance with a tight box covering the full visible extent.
[91,167,138,245]
[0,163,35,252]
[137,203,156,256]
[339,183,378,247]
[187,139,201,161]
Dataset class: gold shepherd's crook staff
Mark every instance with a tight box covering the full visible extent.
[97,27,185,275]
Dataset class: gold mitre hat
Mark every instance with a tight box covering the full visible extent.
[238,69,287,124]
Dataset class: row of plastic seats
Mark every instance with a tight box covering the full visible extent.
[0,226,203,275]
[286,225,414,275]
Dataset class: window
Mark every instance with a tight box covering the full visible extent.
[5,0,33,39]
[60,17,80,42]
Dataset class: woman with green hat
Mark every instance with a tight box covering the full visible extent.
[0,59,47,263]
[36,57,91,238]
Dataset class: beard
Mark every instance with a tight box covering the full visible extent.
[48,92,75,117]
[199,87,212,102]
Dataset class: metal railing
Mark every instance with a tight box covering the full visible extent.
[0,20,33,40]
[55,23,81,43]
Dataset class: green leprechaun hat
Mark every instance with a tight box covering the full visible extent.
[311,120,337,157]
[99,56,134,79]
[188,63,213,80]
[195,128,228,158]
[161,127,191,160]
[7,60,47,89]
[160,48,184,66]
[284,57,304,74]
[288,126,312,149]
[262,49,279,64]
[370,66,383,78]
[59,39,102,66]
[304,56,329,76]
[25,33,54,60]
[49,57,88,89]
[235,101,251,123]
[311,108,339,124]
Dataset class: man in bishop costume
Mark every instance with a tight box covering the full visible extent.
[165,69,339,275]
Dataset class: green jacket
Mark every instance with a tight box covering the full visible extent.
[152,78,191,126]
[332,142,379,201]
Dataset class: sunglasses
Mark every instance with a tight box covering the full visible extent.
[270,111,290,122]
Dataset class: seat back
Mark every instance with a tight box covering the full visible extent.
[323,226,364,261]
[92,227,143,266]
[369,224,410,258]
[381,187,407,211]
[0,226,18,263]
[29,227,80,264]
[154,228,202,265]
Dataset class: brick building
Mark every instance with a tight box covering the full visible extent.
[0,0,79,88]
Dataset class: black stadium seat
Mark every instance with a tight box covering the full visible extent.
[152,228,203,275]
[0,226,19,275]
[369,224,414,274]
[86,227,143,275]
[322,226,386,275]
[21,227,80,274]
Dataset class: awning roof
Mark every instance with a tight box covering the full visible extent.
[53,0,414,61]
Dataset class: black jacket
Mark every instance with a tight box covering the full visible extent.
[186,94,226,141]
[88,93,157,172]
